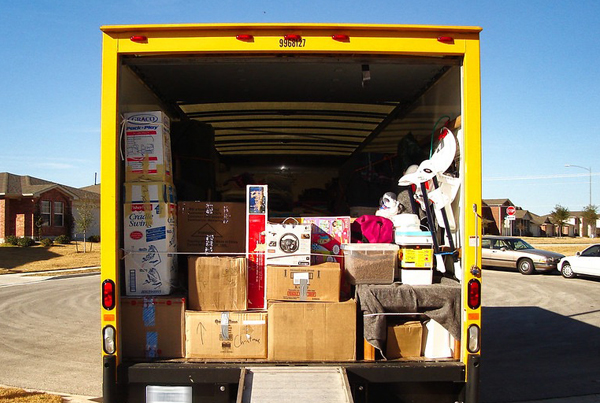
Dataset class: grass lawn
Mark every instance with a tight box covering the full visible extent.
[0,242,100,274]
[0,387,62,402]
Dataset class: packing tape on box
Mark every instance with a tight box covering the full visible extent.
[146,331,158,358]
[293,272,310,301]
[220,312,230,340]
[143,298,156,327]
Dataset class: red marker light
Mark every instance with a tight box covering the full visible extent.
[284,34,302,41]
[437,36,454,44]
[236,34,254,42]
[102,279,116,310]
[468,279,481,310]
[130,35,148,43]
[332,34,350,42]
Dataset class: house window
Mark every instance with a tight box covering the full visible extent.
[41,201,51,226]
[54,201,64,227]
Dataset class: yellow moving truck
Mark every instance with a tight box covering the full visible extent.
[100,23,483,403]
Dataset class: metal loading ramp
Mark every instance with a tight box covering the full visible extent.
[237,366,354,403]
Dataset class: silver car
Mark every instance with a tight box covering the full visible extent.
[481,236,564,275]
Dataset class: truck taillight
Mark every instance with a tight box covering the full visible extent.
[467,279,481,310]
[467,324,481,353]
[102,279,116,310]
[103,325,116,355]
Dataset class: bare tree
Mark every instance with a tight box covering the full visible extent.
[74,196,96,253]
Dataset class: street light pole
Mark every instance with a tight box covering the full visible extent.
[565,164,592,207]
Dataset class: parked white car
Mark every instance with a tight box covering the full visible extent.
[558,244,600,278]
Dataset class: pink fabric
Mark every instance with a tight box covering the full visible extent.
[351,215,394,243]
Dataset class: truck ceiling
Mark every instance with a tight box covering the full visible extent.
[121,54,462,160]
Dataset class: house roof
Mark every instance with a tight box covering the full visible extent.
[0,172,99,201]
[482,198,514,207]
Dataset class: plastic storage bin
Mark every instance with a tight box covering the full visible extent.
[341,243,399,284]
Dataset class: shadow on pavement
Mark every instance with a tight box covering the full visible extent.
[480,306,600,402]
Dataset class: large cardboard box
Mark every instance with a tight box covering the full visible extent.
[386,321,423,359]
[124,111,173,182]
[188,256,247,311]
[185,311,267,359]
[123,202,177,295]
[121,297,185,358]
[266,262,341,302]
[178,202,246,254]
[268,299,356,361]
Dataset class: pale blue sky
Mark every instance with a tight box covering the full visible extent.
[1,1,599,215]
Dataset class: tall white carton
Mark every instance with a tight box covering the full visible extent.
[124,202,177,295]
[124,111,173,182]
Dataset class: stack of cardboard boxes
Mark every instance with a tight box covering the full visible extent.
[119,112,430,361]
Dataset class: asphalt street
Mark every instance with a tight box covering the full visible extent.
[1,269,600,402]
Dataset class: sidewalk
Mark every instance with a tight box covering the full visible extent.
[0,267,100,288]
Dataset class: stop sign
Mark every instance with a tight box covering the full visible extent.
[507,206,516,216]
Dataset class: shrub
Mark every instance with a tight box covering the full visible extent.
[5,235,19,245]
[40,238,54,247]
[88,235,101,243]
[17,237,35,247]
[54,235,71,244]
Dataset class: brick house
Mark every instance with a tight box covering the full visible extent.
[0,173,100,242]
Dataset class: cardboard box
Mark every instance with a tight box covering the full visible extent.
[268,299,356,361]
[124,181,177,204]
[386,321,423,359]
[188,256,247,311]
[124,111,173,182]
[121,297,185,358]
[123,202,177,295]
[178,202,246,254]
[265,222,311,266]
[301,217,350,265]
[185,310,267,359]
[266,262,341,302]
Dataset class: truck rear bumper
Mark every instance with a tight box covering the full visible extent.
[113,360,469,403]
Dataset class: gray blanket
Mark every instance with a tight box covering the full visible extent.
[357,278,461,356]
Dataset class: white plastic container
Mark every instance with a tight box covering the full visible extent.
[341,243,399,284]
[396,229,434,285]
[423,319,454,359]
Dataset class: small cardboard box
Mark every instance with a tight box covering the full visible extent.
[123,202,177,295]
[178,202,246,254]
[266,262,341,302]
[188,256,247,311]
[300,217,350,265]
[268,299,356,361]
[124,111,173,182]
[121,297,185,358]
[185,310,267,359]
[386,321,423,359]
